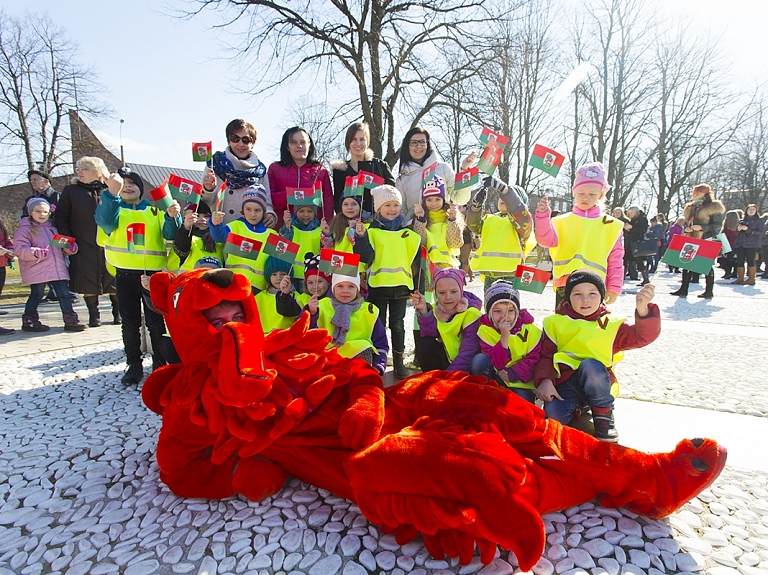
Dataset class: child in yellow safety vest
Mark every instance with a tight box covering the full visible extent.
[534,269,660,443]
[172,200,224,272]
[276,253,330,318]
[307,273,389,375]
[353,185,423,379]
[411,267,482,373]
[320,193,368,297]
[280,204,322,291]
[470,280,541,403]
[256,256,296,334]
[535,162,625,307]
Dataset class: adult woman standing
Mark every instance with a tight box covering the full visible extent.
[202,119,277,228]
[54,156,119,326]
[624,206,650,286]
[670,184,725,299]
[331,121,395,219]
[720,210,742,279]
[731,204,765,285]
[267,126,333,223]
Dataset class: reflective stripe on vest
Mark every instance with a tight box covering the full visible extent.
[476,323,541,389]
[317,298,379,358]
[549,213,623,281]
[542,313,625,377]
[292,227,322,272]
[180,237,225,271]
[367,228,421,289]
[472,214,523,274]
[254,290,295,334]
[435,307,482,361]
[103,207,168,271]
[225,222,277,291]
[425,222,459,267]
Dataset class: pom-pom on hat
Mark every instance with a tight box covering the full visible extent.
[117,167,144,197]
[572,162,608,193]
[422,175,446,200]
[332,273,360,292]
[241,184,268,213]
[371,184,401,213]
[264,255,293,280]
[484,279,520,320]
[303,252,331,283]
[26,197,51,214]
[564,269,606,302]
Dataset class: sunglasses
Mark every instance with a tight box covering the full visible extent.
[229,135,255,145]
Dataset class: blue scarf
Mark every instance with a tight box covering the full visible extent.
[373,214,406,231]
[292,215,320,231]
[211,151,266,190]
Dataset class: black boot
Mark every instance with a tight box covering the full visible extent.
[121,361,144,385]
[110,294,121,325]
[84,296,101,327]
[392,351,409,379]
[698,272,714,299]
[670,270,690,296]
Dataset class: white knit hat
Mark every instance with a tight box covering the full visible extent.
[371,184,401,213]
[332,273,360,292]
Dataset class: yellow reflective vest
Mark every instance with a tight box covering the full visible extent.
[366,228,421,289]
[542,313,625,377]
[425,221,459,267]
[477,323,541,390]
[291,227,322,273]
[550,213,623,282]
[472,214,524,275]
[225,221,277,291]
[317,298,379,358]
[434,307,482,362]
[254,290,295,334]
[103,206,168,271]
[334,227,368,275]
[167,235,224,273]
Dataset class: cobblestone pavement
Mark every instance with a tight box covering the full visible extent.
[0,270,767,575]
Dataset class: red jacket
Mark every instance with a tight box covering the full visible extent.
[534,302,661,386]
[267,162,334,223]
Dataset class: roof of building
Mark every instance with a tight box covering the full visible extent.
[124,164,204,189]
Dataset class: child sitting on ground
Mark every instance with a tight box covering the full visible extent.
[276,253,330,318]
[308,273,388,375]
[471,280,541,403]
[534,269,660,442]
[14,198,86,333]
[280,204,322,289]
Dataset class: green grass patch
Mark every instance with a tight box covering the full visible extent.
[1,267,29,305]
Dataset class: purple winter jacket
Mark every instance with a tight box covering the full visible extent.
[13,217,78,285]
[477,310,541,383]
[417,291,482,373]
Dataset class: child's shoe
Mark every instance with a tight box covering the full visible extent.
[0,326,14,336]
[22,314,49,332]
[63,312,86,332]
[591,407,619,443]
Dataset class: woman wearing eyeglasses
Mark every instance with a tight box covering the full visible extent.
[202,119,277,228]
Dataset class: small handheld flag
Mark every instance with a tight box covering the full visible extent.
[319,249,360,277]
[263,234,300,264]
[479,127,509,149]
[50,234,75,249]
[214,181,228,213]
[421,163,438,188]
[168,174,203,205]
[126,223,146,254]
[287,187,322,207]
[477,137,504,176]
[513,265,550,294]
[223,232,262,261]
[454,167,480,191]
[528,144,565,178]
[343,176,362,198]
[149,182,174,211]
[357,170,384,189]
[192,141,213,162]
[661,235,721,275]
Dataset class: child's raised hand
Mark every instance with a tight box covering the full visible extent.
[279,275,292,295]
[535,379,563,403]
[183,211,197,230]
[448,203,457,220]
[203,168,216,191]
[604,290,618,305]
[308,294,319,314]
[413,204,425,218]
[283,210,292,228]
[460,150,478,170]
[211,211,224,226]
[106,173,124,196]
[355,220,366,237]
[411,290,427,314]
[320,217,331,235]
[167,200,181,218]
[636,283,655,316]
[536,196,549,213]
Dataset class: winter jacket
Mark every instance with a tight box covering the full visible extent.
[682,199,725,240]
[666,223,683,243]
[396,151,467,221]
[733,214,765,250]
[330,150,396,217]
[477,310,541,384]
[13,217,77,285]
[267,161,334,222]
[625,211,649,260]
[22,186,60,217]
[94,192,181,239]
[0,222,12,267]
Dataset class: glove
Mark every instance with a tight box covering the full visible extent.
[471,187,487,210]
[482,175,508,197]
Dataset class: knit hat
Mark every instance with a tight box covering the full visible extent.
[27,169,51,181]
[564,269,606,302]
[193,256,223,269]
[117,167,144,197]
[484,280,520,320]
[432,267,466,294]
[241,185,268,213]
[371,184,401,213]
[332,273,360,292]
[26,197,51,214]
[422,175,446,200]
[303,253,331,284]
[572,162,607,193]
[264,255,293,280]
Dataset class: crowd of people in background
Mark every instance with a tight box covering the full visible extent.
[1,118,766,442]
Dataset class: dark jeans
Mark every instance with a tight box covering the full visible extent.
[543,359,614,424]
[734,246,758,268]
[368,296,407,353]
[634,257,649,283]
[0,266,5,296]
[25,280,73,316]
[415,336,450,371]
[115,271,168,365]
[470,353,536,403]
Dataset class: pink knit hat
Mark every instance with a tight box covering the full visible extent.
[573,162,608,193]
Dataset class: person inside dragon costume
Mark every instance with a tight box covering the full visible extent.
[142,268,726,571]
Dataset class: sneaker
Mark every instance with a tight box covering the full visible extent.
[0,327,14,336]
[0,309,8,315]
[592,408,619,442]
[121,362,144,385]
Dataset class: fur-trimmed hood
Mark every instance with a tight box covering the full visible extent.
[683,199,725,238]
[330,149,374,171]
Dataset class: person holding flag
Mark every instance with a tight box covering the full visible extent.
[670,183,725,299]
[267,127,334,223]
[13,197,86,332]
[168,200,224,273]
[321,187,369,296]
[279,186,323,288]
[276,253,330,319]
[95,168,182,385]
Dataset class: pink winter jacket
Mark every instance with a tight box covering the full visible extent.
[267,162,334,222]
[13,218,77,285]
[534,205,624,295]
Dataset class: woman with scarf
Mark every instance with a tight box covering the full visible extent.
[202,119,277,228]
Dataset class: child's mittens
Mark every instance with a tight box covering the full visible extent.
[339,384,385,451]
[32,247,49,260]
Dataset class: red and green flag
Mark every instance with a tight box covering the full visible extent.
[126,223,146,254]
[319,249,360,277]
[421,162,438,188]
[476,137,504,176]
[454,167,480,191]
[661,235,721,275]
[49,234,75,249]
[223,232,262,261]
[287,187,322,207]
[263,233,300,264]
[192,141,212,162]
[513,265,550,294]
[343,176,363,198]
[214,181,228,212]
[419,245,436,283]
[168,174,203,205]
[357,170,384,189]
[479,127,509,149]
[528,144,565,178]
[149,181,174,211]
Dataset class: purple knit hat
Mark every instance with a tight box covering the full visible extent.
[422,175,446,200]
[432,267,466,294]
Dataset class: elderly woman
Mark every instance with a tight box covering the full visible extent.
[731,204,766,285]
[670,184,725,299]
[54,156,119,327]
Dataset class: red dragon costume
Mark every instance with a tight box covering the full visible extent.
[142,268,726,571]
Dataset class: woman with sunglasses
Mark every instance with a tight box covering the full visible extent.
[202,119,277,228]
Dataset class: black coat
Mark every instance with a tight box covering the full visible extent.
[626,211,649,255]
[331,158,395,216]
[54,181,115,295]
[733,214,765,250]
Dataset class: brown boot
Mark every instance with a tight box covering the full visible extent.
[732,267,745,284]
[746,266,757,285]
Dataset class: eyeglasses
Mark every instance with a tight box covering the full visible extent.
[229,135,255,145]
[409,140,428,148]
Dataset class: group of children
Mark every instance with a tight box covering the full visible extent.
[9,158,661,442]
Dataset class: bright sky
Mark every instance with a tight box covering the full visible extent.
[1,0,767,185]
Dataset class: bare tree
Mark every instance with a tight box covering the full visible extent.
[285,100,350,165]
[0,11,107,181]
